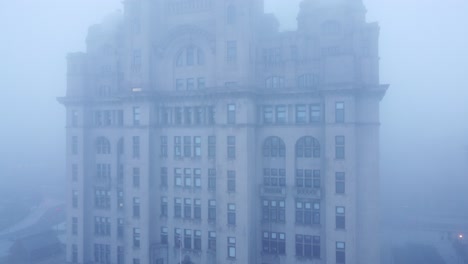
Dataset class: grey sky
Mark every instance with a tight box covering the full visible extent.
[0,0,467,209]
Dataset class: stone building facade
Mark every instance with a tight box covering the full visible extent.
[59,0,387,263]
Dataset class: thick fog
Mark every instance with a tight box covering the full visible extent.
[0,0,467,241]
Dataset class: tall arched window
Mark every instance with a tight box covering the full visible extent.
[96,137,111,154]
[176,46,205,67]
[263,136,286,158]
[295,136,320,158]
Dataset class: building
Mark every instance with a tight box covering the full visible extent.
[59,0,387,263]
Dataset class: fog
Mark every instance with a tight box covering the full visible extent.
[0,0,467,261]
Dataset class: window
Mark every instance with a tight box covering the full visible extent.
[208,169,216,191]
[262,232,286,255]
[184,107,192,124]
[132,136,140,158]
[174,136,181,158]
[335,102,345,123]
[194,230,202,250]
[265,76,285,88]
[72,244,78,263]
[336,242,346,264]
[133,197,140,218]
[94,189,110,209]
[117,246,124,264]
[227,237,236,259]
[336,206,346,229]
[262,199,285,223]
[72,136,78,155]
[310,104,322,123]
[296,136,320,158]
[161,227,168,244]
[117,219,124,238]
[96,137,111,154]
[72,190,79,208]
[227,41,237,63]
[194,136,201,157]
[296,235,320,258]
[132,168,140,188]
[263,137,286,158]
[96,164,111,181]
[117,190,124,210]
[184,198,192,219]
[194,107,204,124]
[263,168,286,187]
[184,168,192,187]
[160,136,168,157]
[208,232,216,251]
[296,169,320,188]
[227,170,236,192]
[133,106,140,126]
[174,168,182,187]
[227,203,236,225]
[227,104,236,124]
[183,136,191,157]
[263,106,273,124]
[161,197,168,217]
[174,228,182,248]
[94,217,111,236]
[72,164,78,182]
[93,244,110,264]
[335,136,345,159]
[184,229,192,249]
[208,200,216,223]
[208,136,216,158]
[194,168,201,188]
[174,198,182,218]
[336,172,345,194]
[186,78,195,90]
[72,217,78,235]
[160,167,168,187]
[132,49,141,72]
[276,105,287,124]
[227,136,236,159]
[161,107,171,125]
[227,5,236,24]
[296,200,320,225]
[298,74,318,88]
[133,228,140,248]
[208,106,215,124]
[175,107,182,124]
[197,78,205,89]
[194,199,201,220]
[176,47,204,67]
[117,164,124,185]
[295,105,307,123]
[176,79,184,90]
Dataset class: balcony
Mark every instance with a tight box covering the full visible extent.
[260,186,287,196]
[294,187,321,199]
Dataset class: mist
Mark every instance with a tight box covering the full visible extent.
[0,0,468,263]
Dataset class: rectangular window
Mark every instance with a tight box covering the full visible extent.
[72,190,78,208]
[176,79,184,90]
[194,107,204,124]
[184,107,192,124]
[276,105,286,124]
[336,206,346,229]
[72,164,78,182]
[184,168,192,187]
[227,41,237,63]
[197,78,205,89]
[93,244,111,264]
[117,246,124,264]
[194,199,201,220]
[95,164,111,180]
[184,229,192,249]
[184,198,192,219]
[72,244,78,263]
[117,219,124,239]
[132,167,140,188]
[208,136,216,158]
[133,228,140,248]
[133,197,140,218]
[310,104,322,123]
[208,106,215,124]
[160,136,168,157]
[194,136,201,157]
[72,136,78,155]
[117,190,124,210]
[262,199,286,223]
[71,110,78,127]
[117,164,124,185]
[174,198,182,218]
[262,232,286,255]
[336,242,346,264]
[160,167,168,187]
[175,107,182,124]
[227,104,236,124]
[72,217,78,235]
[227,203,236,226]
[296,235,321,258]
[94,217,111,236]
[174,168,182,187]
[194,168,201,188]
[335,136,345,159]
[227,136,236,159]
[183,136,191,157]
[161,227,168,244]
[208,231,216,251]
[174,136,182,158]
[313,170,321,188]
[187,78,195,90]
[174,228,182,248]
[133,106,140,126]
[208,169,216,191]
[336,172,345,194]
[194,230,202,250]
[296,105,307,123]
[228,237,236,259]
[94,188,111,209]
[132,136,140,158]
[161,197,168,217]
[208,200,216,223]
[335,102,345,123]
[296,200,320,225]
[263,106,274,124]
[227,170,236,192]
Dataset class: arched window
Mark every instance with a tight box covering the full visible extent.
[263,136,286,158]
[176,46,205,67]
[96,137,111,154]
[227,5,237,24]
[297,74,319,89]
[265,76,285,89]
[295,136,320,158]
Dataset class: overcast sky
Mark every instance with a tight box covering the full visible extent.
[0,0,467,210]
